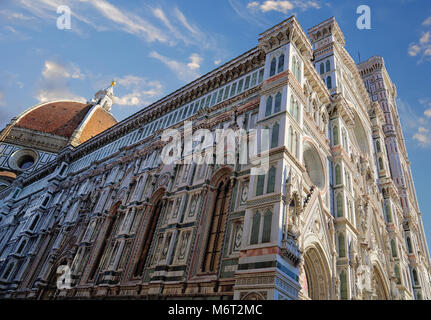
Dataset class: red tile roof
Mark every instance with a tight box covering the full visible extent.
[16,101,92,138]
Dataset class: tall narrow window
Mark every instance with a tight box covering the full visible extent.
[407,237,413,253]
[270,57,277,77]
[202,179,232,272]
[335,165,342,185]
[338,233,346,257]
[262,210,272,243]
[296,60,301,82]
[340,270,348,300]
[412,269,419,286]
[267,166,276,193]
[278,54,285,73]
[379,157,384,170]
[271,123,279,149]
[385,202,392,223]
[29,215,40,231]
[376,140,381,153]
[256,174,265,196]
[320,63,324,75]
[337,193,344,218]
[274,92,282,113]
[292,132,297,158]
[326,76,332,89]
[265,96,273,117]
[2,262,14,280]
[394,265,401,284]
[391,239,397,257]
[294,101,299,121]
[250,212,261,245]
[326,60,331,73]
[289,95,294,115]
[333,125,339,145]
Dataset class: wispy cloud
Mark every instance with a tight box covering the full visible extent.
[408,16,431,62]
[149,51,202,82]
[115,75,163,107]
[398,98,431,148]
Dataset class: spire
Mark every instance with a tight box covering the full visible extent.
[90,80,116,112]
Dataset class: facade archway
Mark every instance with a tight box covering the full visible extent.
[372,265,390,300]
[302,244,331,300]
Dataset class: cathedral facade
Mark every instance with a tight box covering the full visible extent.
[0,16,430,300]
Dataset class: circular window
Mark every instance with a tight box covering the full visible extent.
[303,142,326,190]
[8,149,38,171]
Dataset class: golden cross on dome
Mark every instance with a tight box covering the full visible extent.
[111,79,117,87]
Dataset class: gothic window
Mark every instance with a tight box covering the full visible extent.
[340,270,348,300]
[256,174,265,196]
[288,126,293,151]
[250,212,261,245]
[278,54,285,73]
[326,76,332,89]
[320,63,324,75]
[335,165,342,185]
[270,57,277,77]
[336,193,344,218]
[271,123,279,149]
[326,60,331,72]
[258,69,264,83]
[202,179,231,272]
[292,132,298,158]
[292,56,298,79]
[267,167,276,193]
[296,59,302,82]
[333,125,339,145]
[42,196,50,207]
[262,210,272,243]
[338,233,346,257]
[244,75,251,90]
[274,92,282,113]
[391,239,397,257]
[265,95,273,117]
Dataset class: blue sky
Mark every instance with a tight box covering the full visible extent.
[0,0,430,247]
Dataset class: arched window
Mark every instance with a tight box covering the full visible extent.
[265,95,273,117]
[202,179,232,272]
[293,101,299,121]
[292,132,298,158]
[256,174,265,196]
[340,270,348,300]
[337,193,344,218]
[292,56,297,78]
[271,123,279,149]
[262,210,272,243]
[320,63,324,75]
[333,125,339,145]
[338,233,346,257]
[274,92,282,113]
[267,166,276,193]
[2,262,15,280]
[407,237,413,253]
[391,239,397,257]
[295,132,299,158]
[250,212,261,245]
[278,54,285,73]
[326,60,331,73]
[335,165,342,185]
[326,76,332,89]
[296,59,301,82]
[270,57,277,77]
[42,196,50,207]
[376,140,381,153]
[289,95,294,115]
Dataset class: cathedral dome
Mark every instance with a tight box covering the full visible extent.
[15,101,92,138]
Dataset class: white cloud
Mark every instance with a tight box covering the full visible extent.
[115,75,163,106]
[246,0,321,14]
[214,59,222,65]
[398,98,431,148]
[149,51,202,82]
[36,60,86,103]
[423,16,431,26]
[420,31,430,44]
[425,109,431,118]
